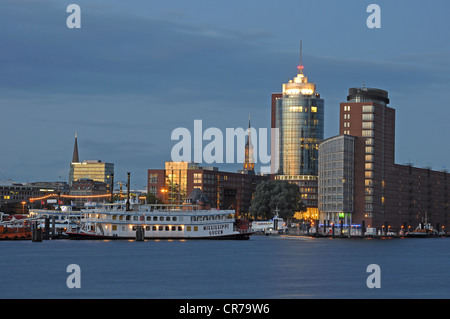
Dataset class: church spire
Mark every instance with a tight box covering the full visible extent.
[72,132,80,163]
[244,114,255,172]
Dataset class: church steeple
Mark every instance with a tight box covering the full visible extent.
[244,114,255,172]
[72,132,80,163]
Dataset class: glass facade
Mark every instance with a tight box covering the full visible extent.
[276,95,324,176]
[69,160,114,189]
[165,162,199,205]
[273,68,324,210]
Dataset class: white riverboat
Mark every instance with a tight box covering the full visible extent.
[65,201,254,240]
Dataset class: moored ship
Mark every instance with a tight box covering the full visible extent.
[65,201,254,240]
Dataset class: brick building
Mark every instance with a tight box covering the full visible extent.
[319,87,449,232]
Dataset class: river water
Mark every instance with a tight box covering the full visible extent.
[1,235,449,299]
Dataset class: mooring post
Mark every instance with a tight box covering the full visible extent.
[51,216,56,239]
[44,217,50,240]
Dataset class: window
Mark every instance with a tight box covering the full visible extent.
[166,216,170,221]
[362,105,374,113]
[344,105,351,111]
[112,225,117,231]
[362,122,374,129]
[365,138,374,145]
[159,216,164,221]
[165,226,170,231]
[365,171,373,178]
[365,163,374,170]
[149,173,158,184]
[362,113,374,121]
[152,226,157,231]
[158,226,163,231]
[362,130,374,137]
[171,226,176,231]
[148,186,157,195]
[365,146,374,154]
[178,226,183,231]
[311,106,317,113]
[365,155,374,162]
[193,173,202,184]
[187,226,191,231]
[194,226,198,231]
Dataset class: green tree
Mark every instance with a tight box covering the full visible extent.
[249,180,301,221]
[144,193,164,204]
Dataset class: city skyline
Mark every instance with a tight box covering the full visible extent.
[1,0,449,188]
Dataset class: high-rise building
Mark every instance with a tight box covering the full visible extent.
[271,45,324,220]
[68,134,114,189]
[340,87,395,225]
[319,86,449,232]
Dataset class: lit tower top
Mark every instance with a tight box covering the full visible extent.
[282,40,317,96]
[243,113,255,172]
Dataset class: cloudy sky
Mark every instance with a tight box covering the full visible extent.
[0,0,449,189]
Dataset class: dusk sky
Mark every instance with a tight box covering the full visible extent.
[0,0,449,189]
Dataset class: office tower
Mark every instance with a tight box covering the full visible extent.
[319,86,449,232]
[340,87,395,226]
[271,44,324,219]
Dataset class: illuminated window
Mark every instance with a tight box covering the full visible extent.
[290,106,303,112]
[362,122,374,129]
[365,163,373,170]
[365,155,374,162]
[362,130,374,137]
[365,171,373,178]
[193,173,202,184]
[362,105,374,113]
[194,226,198,232]
[362,114,374,121]
[365,146,374,154]
[187,226,191,231]
[311,106,317,113]
[365,138,374,145]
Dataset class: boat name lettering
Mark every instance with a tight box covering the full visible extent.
[203,224,229,231]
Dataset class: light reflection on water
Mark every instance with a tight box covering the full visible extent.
[1,235,449,299]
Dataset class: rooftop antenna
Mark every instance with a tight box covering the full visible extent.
[298,40,304,74]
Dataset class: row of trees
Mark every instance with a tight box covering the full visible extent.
[249,180,307,222]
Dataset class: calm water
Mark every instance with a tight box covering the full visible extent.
[1,235,449,299]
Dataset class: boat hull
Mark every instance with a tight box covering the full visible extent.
[65,231,254,240]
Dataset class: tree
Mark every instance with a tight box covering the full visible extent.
[144,193,164,204]
[249,180,301,221]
